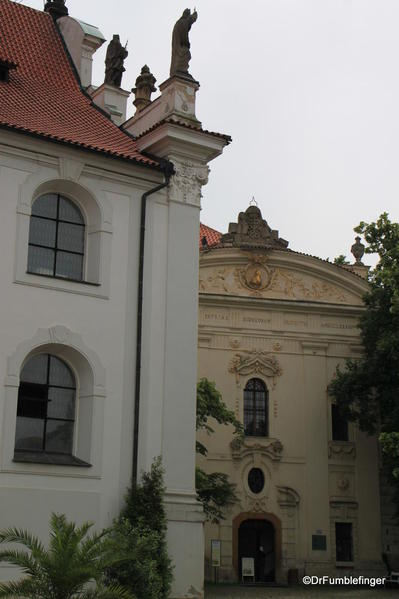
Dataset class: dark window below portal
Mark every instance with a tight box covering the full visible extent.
[335,522,353,562]
[248,468,265,494]
[332,404,349,441]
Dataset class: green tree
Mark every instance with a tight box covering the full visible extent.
[334,254,350,265]
[107,457,173,599]
[329,213,399,506]
[196,378,243,523]
[0,513,132,598]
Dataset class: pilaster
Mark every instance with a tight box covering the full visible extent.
[130,75,229,598]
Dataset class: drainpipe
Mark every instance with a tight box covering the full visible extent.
[132,156,175,484]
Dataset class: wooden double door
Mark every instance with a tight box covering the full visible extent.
[238,518,275,583]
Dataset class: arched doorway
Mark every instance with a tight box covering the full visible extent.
[238,519,275,582]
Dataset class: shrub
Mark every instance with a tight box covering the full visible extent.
[107,457,173,599]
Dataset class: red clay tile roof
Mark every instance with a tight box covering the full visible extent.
[0,0,157,167]
[200,223,222,248]
[135,117,232,144]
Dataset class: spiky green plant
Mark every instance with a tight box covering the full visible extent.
[0,513,135,598]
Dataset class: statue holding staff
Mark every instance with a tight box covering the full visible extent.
[104,34,128,88]
[170,8,198,78]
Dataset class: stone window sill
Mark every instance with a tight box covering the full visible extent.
[26,271,100,286]
[13,451,91,467]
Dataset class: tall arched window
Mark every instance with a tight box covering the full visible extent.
[15,354,76,455]
[244,378,268,437]
[28,193,85,281]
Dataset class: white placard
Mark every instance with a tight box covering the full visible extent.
[242,557,255,577]
[211,539,221,567]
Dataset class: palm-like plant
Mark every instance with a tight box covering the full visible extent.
[0,513,135,598]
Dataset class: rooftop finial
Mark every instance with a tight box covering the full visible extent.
[351,236,365,265]
[250,196,258,207]
[44,0,68,21]
[170,8,198,79]
[133,65,157,113]
[221,205,289,250]
[104,35,128,88]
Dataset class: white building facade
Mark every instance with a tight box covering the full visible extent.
[0,2,229,597]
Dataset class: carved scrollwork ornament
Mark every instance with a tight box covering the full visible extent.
[168,159,209,207]
[229,350,283,387]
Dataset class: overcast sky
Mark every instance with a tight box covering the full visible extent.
[21,0,399,264]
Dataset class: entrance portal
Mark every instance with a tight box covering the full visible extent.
[238,519,275,582]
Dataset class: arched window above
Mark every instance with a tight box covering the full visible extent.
[28,193,85,281]
[244,378,268,437]
[15,354,76,456]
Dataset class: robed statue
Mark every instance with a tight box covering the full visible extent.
[104,35,128,88]
[170,8,198,78]
[44,0,68,20]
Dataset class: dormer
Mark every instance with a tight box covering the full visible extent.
[57,17,105,88]
[0,59,17,83]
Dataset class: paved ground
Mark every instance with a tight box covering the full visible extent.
[205,585,398,599]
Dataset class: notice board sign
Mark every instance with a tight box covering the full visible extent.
[312,534,327,551]
[211,540,221,567]
[241,557,255,577]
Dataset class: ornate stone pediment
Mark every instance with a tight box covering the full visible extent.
[277,486,300,507]
[229,351,282,387]
[230,436,283,462]
[221,205,288,250]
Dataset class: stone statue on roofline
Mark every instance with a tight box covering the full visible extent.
[170,8,198,79]
[44,0,68,20]
[104,35,128,88]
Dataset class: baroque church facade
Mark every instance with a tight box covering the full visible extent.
[0,0,396,594]
[0,1,229,597]
[198,206,386,583]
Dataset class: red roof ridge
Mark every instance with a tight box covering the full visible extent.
[132,116,232,144]
[199,223,222,248]
[0,0,157,168]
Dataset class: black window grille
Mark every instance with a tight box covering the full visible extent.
[15,354,76,455]
[244,378,268,437]
[335,522,353,562]
[28,193,85,281]
[332,404,349,441]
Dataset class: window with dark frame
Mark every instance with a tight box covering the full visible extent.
[335,522,353,562]
[244,378,268,437]
[248,467,265,494]
[331,403,349,441]
[28,193,85,281]
[15,354,76,456]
